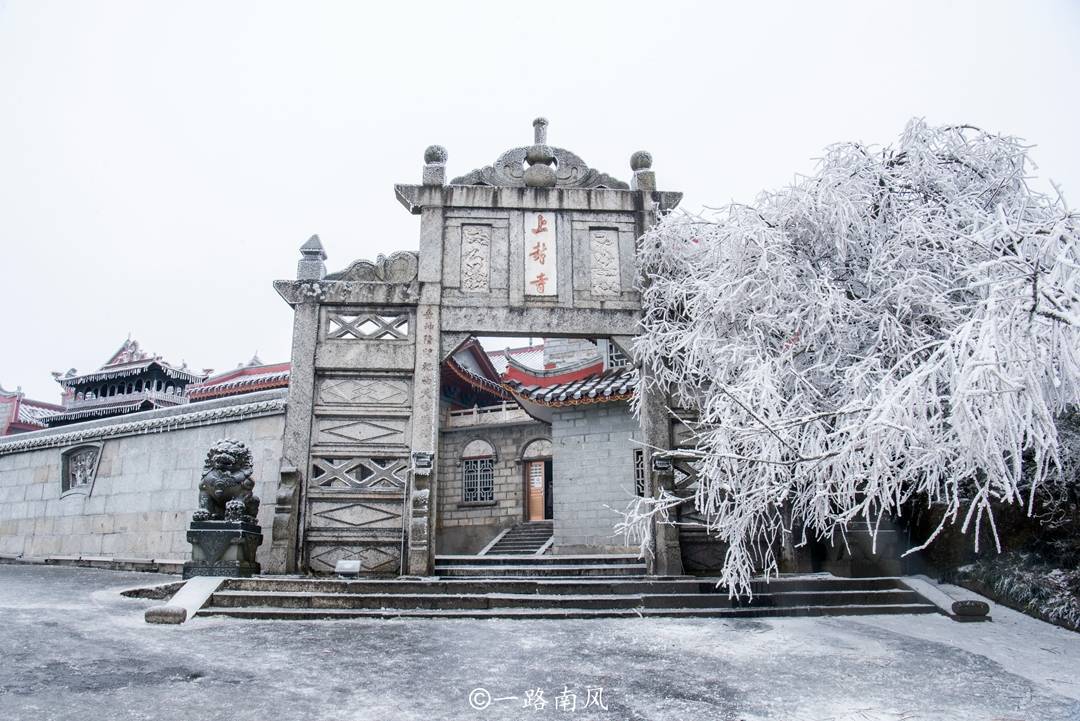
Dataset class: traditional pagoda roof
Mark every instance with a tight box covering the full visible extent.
[0,384,62,435]
[44,401,153,425]
[504,367,638,407]
[443,357,514,402]
[55,338,205,387]
[485,344,545,376]
[187,357,291,401]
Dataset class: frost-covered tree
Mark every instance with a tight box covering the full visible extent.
[623,120,1080,595]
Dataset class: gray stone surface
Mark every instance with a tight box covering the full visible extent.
[552,404,639,553]
[436,424,550,555]
[2,565,1079,721]
[143,604,186,624]
[0,395,285,565]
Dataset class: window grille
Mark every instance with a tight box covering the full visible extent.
[607,342,629,369]
[462,457,495,502]
[633,448,646,497]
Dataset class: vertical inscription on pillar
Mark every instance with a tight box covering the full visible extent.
[460,225,491,292]
[590,229,621,296]
[524,212,557,296]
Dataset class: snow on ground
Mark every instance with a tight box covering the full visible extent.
[1,565,1078,721]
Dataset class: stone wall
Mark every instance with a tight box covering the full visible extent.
[0,391,286,567]
[436,418,550,554]
[542,338,600,368]
[551,402,638,553]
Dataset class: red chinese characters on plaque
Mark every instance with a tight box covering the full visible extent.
[524,212,557,296]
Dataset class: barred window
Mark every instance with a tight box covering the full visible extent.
[633,448,646,497]
[607,342,629,369]
[462,457,495,503]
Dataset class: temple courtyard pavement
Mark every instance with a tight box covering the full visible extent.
[1,564,1078,721]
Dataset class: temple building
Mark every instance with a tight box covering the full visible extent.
[0,118,896,585]
[186,356,290,402]
[0,385,62,436]
[45,339,206,427]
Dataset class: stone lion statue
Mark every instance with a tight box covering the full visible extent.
[192,439,260,523]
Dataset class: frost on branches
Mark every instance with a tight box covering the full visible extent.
[623,120,1080,596]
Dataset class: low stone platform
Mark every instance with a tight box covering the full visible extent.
[193,573,942,621]
[0,552,182,574]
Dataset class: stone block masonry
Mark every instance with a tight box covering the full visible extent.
[551,402,639,553]
[0,391,286,568]
[436,421,549,554]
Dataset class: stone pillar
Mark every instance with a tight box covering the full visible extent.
[405,164,445,576]
[406,287,442,575]
[631,151,683,576]
[638,372,683,576]
[266,237,326,573]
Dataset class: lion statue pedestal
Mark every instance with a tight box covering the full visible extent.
[183,439,264,579]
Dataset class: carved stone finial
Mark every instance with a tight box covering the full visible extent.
[297,235,327,280]
[533,117,549,145]
[630,150,653,171]
[424,145,447,164]
[631,150,656,192]
[524,118,557,188]
[299,234,327,260]
[422,145,447,186]
[450,117,629,189]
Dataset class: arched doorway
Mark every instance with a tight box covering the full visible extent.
[520,438,553,521]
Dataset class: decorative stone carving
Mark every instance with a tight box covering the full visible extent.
[590,230,621,296]
[192,439,260,523]
[326,312,410,340]
[61,444,101,495]
[451,119,628,189]
[310,456,409,491]
[308,543,400,575]
[311,498,404,528]
[184,439,264,579]
[314,416,410,446]
[317,377,412,406]
[325,251,419,283]
[298,280,328,303]
[460,225,491,292]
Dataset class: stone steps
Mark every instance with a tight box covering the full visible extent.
[437,553,640,566]
[219,575,908,595]
[207,588,924,611]
[194,574,942,621]
[199,603,940,621]
[435,564,648,577]
[483,521,553,555]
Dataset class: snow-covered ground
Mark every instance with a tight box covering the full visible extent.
[0,565,1077,721]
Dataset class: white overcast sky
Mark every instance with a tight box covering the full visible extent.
[1,0,1078,401]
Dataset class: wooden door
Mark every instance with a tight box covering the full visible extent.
[526,460,546,521]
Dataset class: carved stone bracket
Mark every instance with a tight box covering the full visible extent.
[325,251,419,283]
[452,145,628,189]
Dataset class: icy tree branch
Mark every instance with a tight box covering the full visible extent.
[626,119,1080,596]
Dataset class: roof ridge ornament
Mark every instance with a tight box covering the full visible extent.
[524,118,557,188]
[449,117,629,190]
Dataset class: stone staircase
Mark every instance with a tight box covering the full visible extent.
[435,552,646,578]
[194,572,941,621]
[482,521,553,555]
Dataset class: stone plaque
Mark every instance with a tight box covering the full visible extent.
[523,211,557,296]
[590,229,621,296]
[460,225,491,292]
